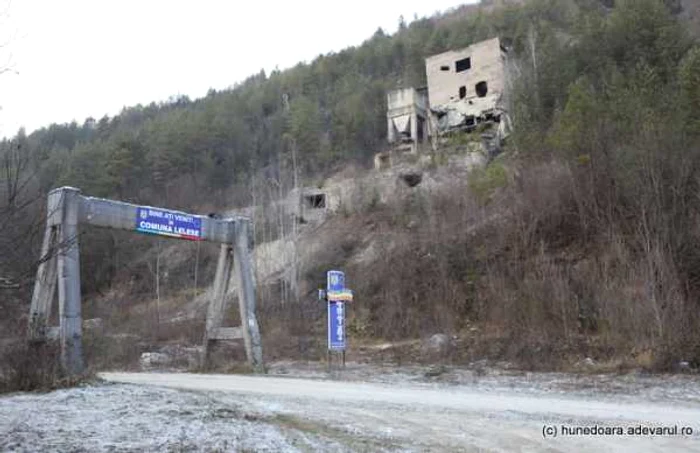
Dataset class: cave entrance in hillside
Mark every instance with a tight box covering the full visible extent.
[27,186,264,376]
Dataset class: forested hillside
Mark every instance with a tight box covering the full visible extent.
[0,0,543,299]
[3,0,700,369]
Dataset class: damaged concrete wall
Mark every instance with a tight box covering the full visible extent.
[424,37,512,146]
[425,37,506,109]
[280,187,344,226]
[374,151,393,171]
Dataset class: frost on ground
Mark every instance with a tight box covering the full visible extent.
[98,370,700,453]
[267,360,700,404]
[0,383,382,453]
[3,365,700,452]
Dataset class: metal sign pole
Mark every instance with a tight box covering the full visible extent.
[327,298,331,373]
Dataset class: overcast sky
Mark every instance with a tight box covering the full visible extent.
[0,0,474,138]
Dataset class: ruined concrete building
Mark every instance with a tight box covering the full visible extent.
[384,36,511,162]
[386,87,430,154]
[425,37,508,132]
[298,188,330,224]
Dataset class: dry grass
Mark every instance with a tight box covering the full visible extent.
[0,340,93,394]
[257,149,700,372]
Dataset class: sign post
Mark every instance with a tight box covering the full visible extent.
[321,270,353,371]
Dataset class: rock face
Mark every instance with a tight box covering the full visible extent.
[83,318,104,333]
[160,345,202,368]
[140,352,172,369]
[676,361,692,373]
[464,152,487,171]
[573,357,596,370]
[140,346,202,370]
[423,333,452,357]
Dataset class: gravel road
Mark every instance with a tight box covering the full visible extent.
[96,371,700,452]
[3,369,700,452]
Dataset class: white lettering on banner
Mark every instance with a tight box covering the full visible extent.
[137,207,202,241]
[174,214,195,223]
[145,209,196,223]
[173,227,200,237]
[138,221,201,237]
[139,221,173,233]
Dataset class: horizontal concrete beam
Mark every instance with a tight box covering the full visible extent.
[388,106,428,118]
[41,186,244,244]
[209,327,243,340]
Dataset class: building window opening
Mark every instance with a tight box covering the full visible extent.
[455,57,471,73]
[304,194,326,209]
[459,86,467,99]
[440,65,450,71]
[476,81,488,98]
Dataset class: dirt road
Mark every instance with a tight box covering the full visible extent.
[99,371,700,452]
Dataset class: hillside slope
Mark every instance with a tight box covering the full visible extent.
[4,0,700,374]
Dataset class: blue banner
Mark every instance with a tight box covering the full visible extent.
[136,207,202,241]
[327,270,345,293]
[328,301,346,350]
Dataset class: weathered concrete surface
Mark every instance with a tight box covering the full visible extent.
[29,187,262,373]
[386,87,430,150]
[425,37,506,108]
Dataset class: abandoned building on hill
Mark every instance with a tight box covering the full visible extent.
[386,37,511,155]
[285,38,513,223]
[386,87,430,154]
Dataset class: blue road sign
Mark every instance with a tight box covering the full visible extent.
[136,207,202,241]
[328,301,346,350]
[327,270,345,293]
[325,270,351,352]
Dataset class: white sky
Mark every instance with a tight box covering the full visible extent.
[0,0,473,138]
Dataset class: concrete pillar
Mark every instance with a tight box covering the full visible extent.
[422,114,430,143]
[203,243,234,364]
[387,117,396,144]
[410,111,419,153]
[233,218,264,372]
[54,187,84,375]
[29,227,58,341]
[28,186,264,375]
